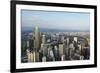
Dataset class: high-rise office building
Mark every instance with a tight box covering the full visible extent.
[86,38,90,46]
[41,34,48,56]
[47,46,52,56]
[54,45,59,61]
[74,37,78,43]
[67,37,69,47]
[49,49,55,61]
[33,25,40,62]
[27,40,29,48]
[34,25,40,49]
[78,44,82,54]
[42,34,46,44]
[69,43,75,59]
[26,49,33,62]
[33,51,39,62]
[41,43,47,56]
[59,43,64,57]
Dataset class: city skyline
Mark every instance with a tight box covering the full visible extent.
[21,25,90,63]
[21,10,90,63]
[21,10,90,32]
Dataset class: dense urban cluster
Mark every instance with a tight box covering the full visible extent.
[21,25,90,63]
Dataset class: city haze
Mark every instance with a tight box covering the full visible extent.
[21,10,90,32]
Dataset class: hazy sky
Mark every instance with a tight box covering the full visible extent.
[21,10,90,31]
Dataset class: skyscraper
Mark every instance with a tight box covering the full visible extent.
[34,25,40,49]
[42,34,46,44]
[59,43,65,57]
[33,25,40,62]
[74,37,78,43]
